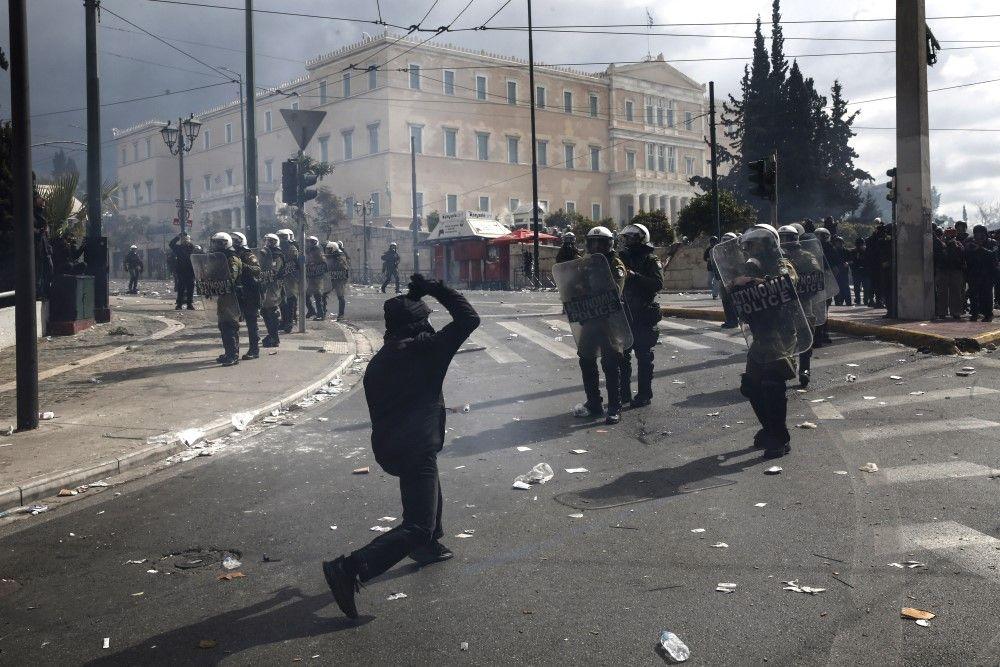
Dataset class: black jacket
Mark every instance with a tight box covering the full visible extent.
[169,235,196,277]
[620,244,664,327]
[363,286,480,476]
[555,243,582,264]
[965,237,998,280]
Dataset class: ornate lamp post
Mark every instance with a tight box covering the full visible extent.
[355,197,375,284]
[160,114,202,234]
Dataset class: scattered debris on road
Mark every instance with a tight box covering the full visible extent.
[716,582,737,593]
[177,428,204,447]
[765,466,783,475]
[657,630,690,663]
[783,580,826,595]
[901,607,935,621]
[797,422,817,429]
[571,449,588,454]
[352,467,370,475]
[565,468,588,474]
[221,554,241,571]
[386,592,407,601]
[514,462,554,486]
[690,528,706,533]
[859,462,880,473]
[845,374,857,383]
[230,412,253,431]
[516,446,532,452]
[217,572,245,581]
[460,641,469,651]
[370,526,391,533]
[755,502,767,508]
[710,542,729,549]
[198,640,217,649]
[39,411,55,420]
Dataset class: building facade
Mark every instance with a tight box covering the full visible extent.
[112,33,706,243]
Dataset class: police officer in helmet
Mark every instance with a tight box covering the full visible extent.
[574,226,627,425]
[618,223,663,408]
[556,231,582,264]
[260,233,285,347]
[209,232,244,366]
[231,232,263,360]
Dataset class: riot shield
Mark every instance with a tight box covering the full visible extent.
[802,234,838,301]
[254,249,279,288]
[324,255,349,292]
[711,233,813,363]
[781,237,828,326]
[191,252,235,317]
[552,253,633,355]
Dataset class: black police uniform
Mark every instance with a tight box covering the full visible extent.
[381,248,401,293]
[619,243,663,405]
[235,246,263,359]
[169,234,196,309]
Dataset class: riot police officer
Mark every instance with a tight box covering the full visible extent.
[556,232,582,264]
[618,223,663,407]
[260,233,285,347]
[381,242,402,294]
[326,241,351,321]
[779,225,823,387]
[169,232,196,310]
[124,245,143,294]
[231,232,263,360]
[209,232,244,366]
[574,226,627,425]
[305,236,327,320]
[276,228,300,333]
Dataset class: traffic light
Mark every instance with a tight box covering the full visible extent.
[281,160,297,206]
[886,167,897,203]
[747,156,776,201]
[298,172,319,207]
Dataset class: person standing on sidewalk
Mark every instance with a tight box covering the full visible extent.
[704,236,720,299]
[618,223,663,408]
[326,241,351,321]
[169,232,196,310]
[849,238,869,306]
[260,234,285,348]
[305,236,327,320]
[322,274,480,619]
[209,232,244,366]
[277,229,300,333]
[965,224,998,322]
[124,245,143,294]
[381,242,401,294]
[832,236,852,306]
[232,232,262,360]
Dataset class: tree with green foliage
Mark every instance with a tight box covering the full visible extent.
[425,210,440,232]
[721,0,871,221]
[570,216,616,241]
[51,149,80,181]
[629,209,675,246]
[854,191,881,223]
[544,208,588,230]
[676,190,759,239]
[311,188,347,240]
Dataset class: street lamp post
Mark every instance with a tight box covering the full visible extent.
[355,198,375,284]
[160,114,202,235]
[219,66,250,243]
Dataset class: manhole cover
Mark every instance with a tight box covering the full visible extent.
[165,547,241,571]
[0,578,20,598]
[554,475,735,510]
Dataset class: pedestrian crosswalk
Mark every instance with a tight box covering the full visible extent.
[810,386,999,420]
[495,321,577,360]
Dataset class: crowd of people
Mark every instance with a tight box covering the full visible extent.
[933,220,1000,322]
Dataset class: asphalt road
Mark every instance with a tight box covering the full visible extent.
[1,288,999,665]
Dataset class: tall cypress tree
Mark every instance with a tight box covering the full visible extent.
[822,80,872,216]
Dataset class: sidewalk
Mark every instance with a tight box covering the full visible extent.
[659,291,1000,354]
[0,286,362,511]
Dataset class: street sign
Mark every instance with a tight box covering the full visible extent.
[174,198,195,206]
[280,108,326,151]
[172,217,194,226]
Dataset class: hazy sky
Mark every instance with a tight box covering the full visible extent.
[1,0,996,220]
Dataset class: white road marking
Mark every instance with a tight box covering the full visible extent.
[878,461,999,484]
[834,386,998,414]
[660,319,696,331]
[658,321,743,346]
[660,334,710,351]
[898,521,1000,581]
[812,347,900,369]
[843,417,1000,443]
[468,328,526,364]
[497,321,577,359]
[544,319,571,332]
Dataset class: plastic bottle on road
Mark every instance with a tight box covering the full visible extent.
[658,631,690,663]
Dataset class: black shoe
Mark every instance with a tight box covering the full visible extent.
[282,325,294,334]
[720,322,738,329]
[322,557,360,619]
[216,353,229,364]
[970,315,980,322]
[242,349,259,360]
[261,337,279,348]
[605,410,621,425]
[762,444,791,459]
[221,355,239,367]
[408,541,454,566]
[985,316,994,323]
[186,304,195,310]
[953,315,963,320]
[175,304,182,310]
[630,395,651,408]
[798,370,810,388]
[312,316,324,321]
[575,402,604,418]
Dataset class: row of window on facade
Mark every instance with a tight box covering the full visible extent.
[341,191,602,223]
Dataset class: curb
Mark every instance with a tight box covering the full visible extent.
[661,305,982,355]
[2,324,365,512]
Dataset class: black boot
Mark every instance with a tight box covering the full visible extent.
[619,351,633,406]
[798,349,812,388]
[602,353,622,424]
[759,380,790,458]
[306,295,316,318]
[633,346,654,407]
[337,295,346,320]
[221,323,240,366]
[283,296,297,333]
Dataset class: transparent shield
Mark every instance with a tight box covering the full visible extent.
[781,237,827,326]
[191,252,235,319]
[552,253,633,355]
[253,249,278,287]
[711,233,813,363]
[325,255,350,293]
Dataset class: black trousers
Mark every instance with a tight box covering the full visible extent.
[381,268,400,293]
[349,452,443,582]
[176,274,194,306]
[852,267,869,304]
[970,279,994,319]
[128,270,140,293]
[238,294,260,350]
[580,350,623,412]
[740,357,792,452]
[620,325,658,400]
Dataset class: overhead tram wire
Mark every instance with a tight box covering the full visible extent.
[143,0,408,29]
[475,0,513,30]
[103,51,232,79]
[337,0,445,82]
[33,81,234,118]
[101,25,304,64]
[101,5,235,81]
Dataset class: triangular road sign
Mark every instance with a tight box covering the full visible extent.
[280,108,327,151]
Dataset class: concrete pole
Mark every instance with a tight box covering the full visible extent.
[85,0,110,323]
[895,0,934,320]
[708,81,721,238]
[526,0,540,288]
[244,0,259,246]
[10,0,38,431]
[410,135,420,273]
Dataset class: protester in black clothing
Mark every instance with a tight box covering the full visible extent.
[965,224,997,322]
[618,223,663,408]
[322,274,480,619]
[849,238,869,305]
[169,232,197,310]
